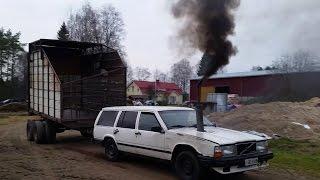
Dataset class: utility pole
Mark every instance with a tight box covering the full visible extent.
[154,80,157,103]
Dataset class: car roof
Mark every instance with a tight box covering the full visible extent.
[102,106,194,112]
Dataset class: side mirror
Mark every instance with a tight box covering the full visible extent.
[151,126,164,133]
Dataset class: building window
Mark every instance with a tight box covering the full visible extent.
[169,96,176,104]
[131,86,134,92]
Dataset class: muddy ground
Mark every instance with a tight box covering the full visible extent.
[0,117,316,180]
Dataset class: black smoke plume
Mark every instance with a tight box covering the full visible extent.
[171,0,240,132]
[171,0,240,77]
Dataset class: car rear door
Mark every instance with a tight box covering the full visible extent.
[135,111,167,159]
[93,110,119,140]
[114,111,139,154]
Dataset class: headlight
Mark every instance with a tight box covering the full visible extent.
[214,145,237,158]
[256,141,268,153]
[221,145,237,157]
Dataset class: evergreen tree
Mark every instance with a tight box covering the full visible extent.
[0,27,25,99]
[197,53,211,76]
[57,22,70,41]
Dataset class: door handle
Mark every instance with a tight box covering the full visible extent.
[113,129,119,134]
[135,132,141,135]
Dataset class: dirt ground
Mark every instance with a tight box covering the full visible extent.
[0,117,317,180]
[209,97,320,140]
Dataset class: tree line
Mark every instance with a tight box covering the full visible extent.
[56,2,196,94]
[0,28,26,100]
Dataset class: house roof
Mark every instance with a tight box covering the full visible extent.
[191,70,320,80]
[191,70,278,80]
[131,81,182,94]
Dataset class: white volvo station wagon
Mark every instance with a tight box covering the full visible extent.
[93,106,273,180]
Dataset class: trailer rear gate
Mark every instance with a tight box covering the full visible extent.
[28,39,126,131]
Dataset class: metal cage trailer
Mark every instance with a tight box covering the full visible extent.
[26,39,127,144]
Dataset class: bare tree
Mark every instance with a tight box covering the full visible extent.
[153,69,169,82]
[126,65,134,84]
[170,59,192,93]
[67,2,126,57]
[68,3,100,42]
[135,67,151,81]
[272,50,320,73]
[100,5,125,56]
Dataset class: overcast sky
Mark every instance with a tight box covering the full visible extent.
[1,0,320,73]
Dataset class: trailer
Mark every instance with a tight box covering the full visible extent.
[26,39,127,144]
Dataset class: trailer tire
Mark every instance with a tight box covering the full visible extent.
[26,120,36,141]
[44,120,56,144]
[80,130,93,138]
[34,121,46,144]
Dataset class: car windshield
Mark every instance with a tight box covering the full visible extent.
[158,110,215,129]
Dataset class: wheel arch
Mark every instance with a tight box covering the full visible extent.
[102,135,117,146]
[171,143,200,162]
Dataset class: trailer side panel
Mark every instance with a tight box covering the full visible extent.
[29,50,61,119]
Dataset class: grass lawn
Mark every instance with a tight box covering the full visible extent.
[269,138,320,177]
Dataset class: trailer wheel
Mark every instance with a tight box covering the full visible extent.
[43,120,56,144]
[80,129,93,138]
[26,120,36,141]
[34,121,46,144]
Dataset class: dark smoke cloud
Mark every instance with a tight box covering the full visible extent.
[171,0,240,77]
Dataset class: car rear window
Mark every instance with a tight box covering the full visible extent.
[97,111,118,126]
[117,111,138,129]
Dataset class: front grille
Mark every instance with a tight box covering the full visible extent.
[237,142,256,155]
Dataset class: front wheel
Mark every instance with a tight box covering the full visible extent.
[174,151,201,180]
[104,139,120,161]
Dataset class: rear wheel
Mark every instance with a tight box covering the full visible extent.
[104,139,120,161]
[34,121,46,144]
[26,120,35,141]
[174,151,201,180]
[43,120,56,144]
[80,129,93,138]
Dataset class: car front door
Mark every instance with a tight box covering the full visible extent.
[114,111,138,154]
[135,111,167,159]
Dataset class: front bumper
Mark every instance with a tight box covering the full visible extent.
[198,151,274,174]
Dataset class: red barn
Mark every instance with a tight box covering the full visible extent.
[190,71,320,102]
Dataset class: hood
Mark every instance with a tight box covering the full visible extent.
[169,126,266,145]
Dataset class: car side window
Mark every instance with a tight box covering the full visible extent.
[139,112,162,132]
[116,111,137,129]
[97,111,118,126]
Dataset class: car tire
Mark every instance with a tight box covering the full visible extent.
[26,120,35,141]
[104,139,120,161]
[174,151,201,180]
[43,120,56,144]
[34,121,46,144]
